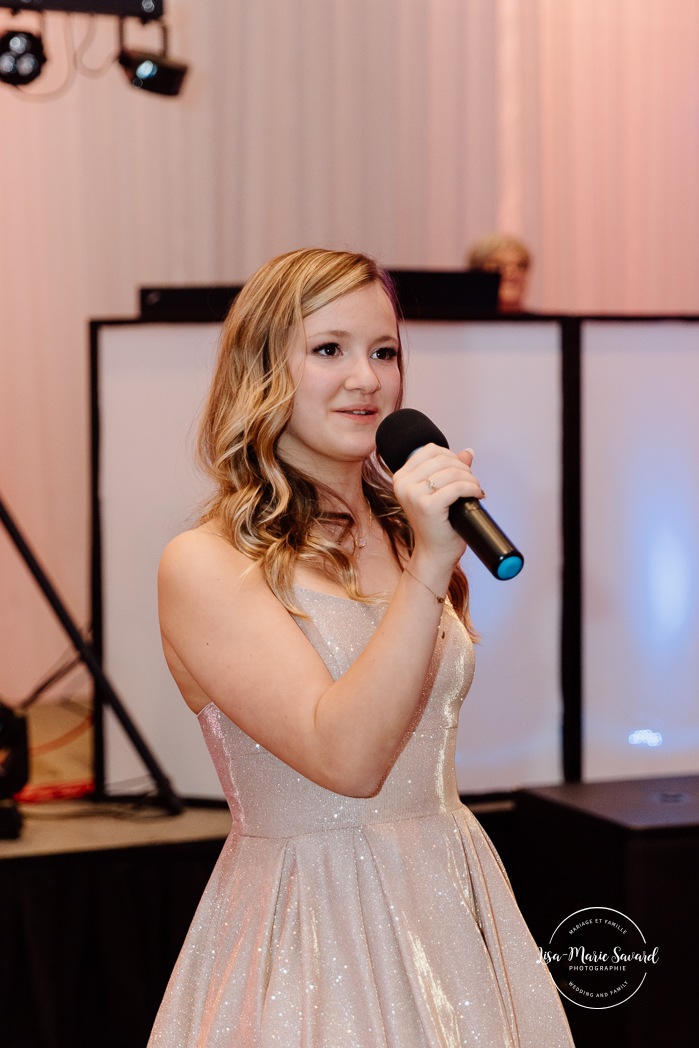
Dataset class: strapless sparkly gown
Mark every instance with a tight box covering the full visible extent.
[148,588,573,1047]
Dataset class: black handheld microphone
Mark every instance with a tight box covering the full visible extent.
[375,408,524,580]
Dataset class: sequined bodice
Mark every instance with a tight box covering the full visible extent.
[198,587,475,838]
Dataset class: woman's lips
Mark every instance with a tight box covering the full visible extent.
[334,406,379,421]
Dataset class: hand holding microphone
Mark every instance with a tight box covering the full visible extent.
[375,409,524,581]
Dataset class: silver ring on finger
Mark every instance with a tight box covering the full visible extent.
[426,477,438,493]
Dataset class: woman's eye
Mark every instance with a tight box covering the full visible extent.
[313,342,340,357]
[372,346,399,361]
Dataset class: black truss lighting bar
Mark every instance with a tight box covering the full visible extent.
[0,1,163,21]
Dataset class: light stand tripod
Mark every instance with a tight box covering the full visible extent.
[0,491,183,817]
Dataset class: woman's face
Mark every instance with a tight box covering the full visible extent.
[277,281,401,478]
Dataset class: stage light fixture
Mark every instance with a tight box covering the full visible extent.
[117,18,187,96]
[0,28,47,86]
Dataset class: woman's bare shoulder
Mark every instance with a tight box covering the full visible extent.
[160,522,252,583]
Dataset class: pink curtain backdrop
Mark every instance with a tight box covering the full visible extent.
[1,0,698,701]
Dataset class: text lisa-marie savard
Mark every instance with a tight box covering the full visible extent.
[537,946,659,967]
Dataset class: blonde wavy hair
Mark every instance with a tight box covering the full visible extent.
[197,247,473,631]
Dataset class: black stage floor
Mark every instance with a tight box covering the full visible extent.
[2,800,231,1048]
[5,779,698,1048]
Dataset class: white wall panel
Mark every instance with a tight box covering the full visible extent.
[582,321,699,780]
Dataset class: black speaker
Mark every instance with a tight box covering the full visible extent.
[0,703,29,838]
[516,776,699,1048]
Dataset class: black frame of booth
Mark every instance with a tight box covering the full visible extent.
[88,273,699,803]
[89,275,585,802]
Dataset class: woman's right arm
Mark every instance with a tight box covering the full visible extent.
[158,444,481,798]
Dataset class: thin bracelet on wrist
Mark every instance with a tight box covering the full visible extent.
[403,566,446,605]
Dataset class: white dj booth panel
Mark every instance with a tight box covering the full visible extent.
[581,320,699,781]
[95,318,562,799]
[403,321,562,792]
[94,312,699,800]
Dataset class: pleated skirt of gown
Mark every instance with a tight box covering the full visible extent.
[148,589,574,1047]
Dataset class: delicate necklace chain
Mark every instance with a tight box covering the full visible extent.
[353,499,373,550]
